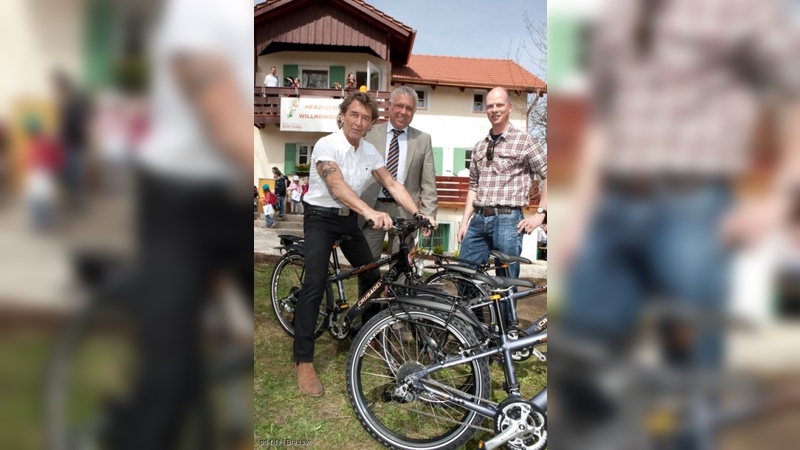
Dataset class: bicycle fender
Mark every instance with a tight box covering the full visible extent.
[393,296,482,329]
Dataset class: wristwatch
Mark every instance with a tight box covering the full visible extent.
[536,207,547,215]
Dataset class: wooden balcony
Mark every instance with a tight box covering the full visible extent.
[436,176,543,209]
[254,87,391,127]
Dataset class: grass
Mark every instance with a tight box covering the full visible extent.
[254,258,548,449]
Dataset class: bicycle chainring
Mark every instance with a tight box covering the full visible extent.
[494,399,547,450]
[328,312,350,340]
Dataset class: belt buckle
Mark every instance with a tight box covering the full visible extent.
[338,206,350,216]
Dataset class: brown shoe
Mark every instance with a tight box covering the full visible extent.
[295,362,324,397]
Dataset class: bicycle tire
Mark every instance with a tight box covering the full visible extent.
[270,251,327,338]
[423,270,496,332]
[346,305,490,450]
[44,300,139,450]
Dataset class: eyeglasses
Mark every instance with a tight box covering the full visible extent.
[486,141,495,163]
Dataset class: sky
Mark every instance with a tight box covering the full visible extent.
[255,0,547,81]
[364,0,546,80]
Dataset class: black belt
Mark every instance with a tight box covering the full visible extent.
[376,198,396,203]
[474,205,521,216]
[303,202,354,217]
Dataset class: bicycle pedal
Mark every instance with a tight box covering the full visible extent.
[335,303,349,312]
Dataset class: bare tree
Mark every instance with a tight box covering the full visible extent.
[506,12,547,142]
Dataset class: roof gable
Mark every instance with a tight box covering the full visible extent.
[256,0,416,65]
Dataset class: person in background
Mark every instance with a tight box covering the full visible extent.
[272,167,289,219]
[300,177,308,204]
[53,70,91,210]
[24,115,63,230]
[261,184,278,228]
[264,66,279,88]
[345,72,356,92]
[288,174,302,214]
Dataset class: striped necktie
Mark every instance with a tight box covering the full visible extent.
[382,129,404,198]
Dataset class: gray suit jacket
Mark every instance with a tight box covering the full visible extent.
[360,122,438,220]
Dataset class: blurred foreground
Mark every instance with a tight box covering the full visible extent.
[0,0,253,449]
[548,0,800,448]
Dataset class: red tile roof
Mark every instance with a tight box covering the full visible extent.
[393,55,546,93]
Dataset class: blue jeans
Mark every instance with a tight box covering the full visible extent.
[264,214,275,227]
[277,195,286,217]
[460,209,524,322]
[563,182,731,367]
[460,208,524,278]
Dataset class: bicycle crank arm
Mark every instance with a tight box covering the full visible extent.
[479,422,529,450]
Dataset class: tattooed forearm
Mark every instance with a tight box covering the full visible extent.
[317,161,338,178]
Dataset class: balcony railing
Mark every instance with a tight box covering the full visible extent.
[435,176,543,209]
[254,86,391,126]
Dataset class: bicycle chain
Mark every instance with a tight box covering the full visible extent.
[410,378,498,434]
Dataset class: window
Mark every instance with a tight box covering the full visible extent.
[414,88,428,109]
[301,69,328,89]
[473,91,487,112]
[419,224,451,252]
[465,148,473,170]
[297,144,314,165]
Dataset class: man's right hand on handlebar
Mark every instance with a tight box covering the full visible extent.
[364,210,393,231]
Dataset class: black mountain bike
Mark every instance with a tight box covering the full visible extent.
[270,218,433,340]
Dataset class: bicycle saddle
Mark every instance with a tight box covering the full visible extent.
[469,272,535,290]
[489,250,532,265]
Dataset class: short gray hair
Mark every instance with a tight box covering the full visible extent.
[390,86,419,107]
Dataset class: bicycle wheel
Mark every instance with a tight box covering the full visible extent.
[45,300,139,450]
[346,306,490,450]
[270,251,326,338]
[424,270,496,332]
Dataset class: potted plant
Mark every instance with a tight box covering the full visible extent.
[295,163,310,176]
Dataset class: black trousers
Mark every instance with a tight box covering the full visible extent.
[114,170,252,450]
[293,209,379,362]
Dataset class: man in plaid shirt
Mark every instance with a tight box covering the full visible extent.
[457,87,548,281]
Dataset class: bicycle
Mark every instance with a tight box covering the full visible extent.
[424,253,548,363]
[345,269,548,450]
[270,218,435,340]
[44,251,253,450]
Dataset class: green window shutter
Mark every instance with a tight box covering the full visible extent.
[284,143,297,174]
[85,0,114,86]
[433,147,443,176]
[453,147,467,174]
[283,65,299,84]
[329,66,345,87]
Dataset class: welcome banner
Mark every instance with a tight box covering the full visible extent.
[279,97,341,132]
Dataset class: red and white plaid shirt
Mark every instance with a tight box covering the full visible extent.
[469,124,547,208]
[593,0,800,175]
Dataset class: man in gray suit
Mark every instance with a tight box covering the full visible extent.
[360,86,438,259]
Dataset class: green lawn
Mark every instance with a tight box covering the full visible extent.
[254,262,548,449]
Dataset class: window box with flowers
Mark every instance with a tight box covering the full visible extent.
[294,163,311,176]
